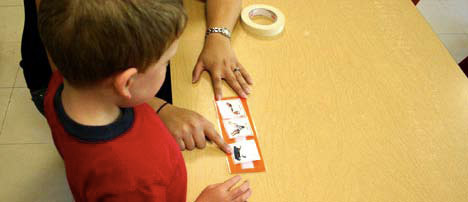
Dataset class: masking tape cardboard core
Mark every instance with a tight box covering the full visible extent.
[241,4,285,37]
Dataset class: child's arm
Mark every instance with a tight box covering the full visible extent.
[195,175,252,202]
[147,98,232,154]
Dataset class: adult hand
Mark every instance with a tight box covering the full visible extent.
[195,175,252,202]
[192,34,253,100]
[158,104,231,153]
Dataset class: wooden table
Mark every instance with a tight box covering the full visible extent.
[172,0,468,201]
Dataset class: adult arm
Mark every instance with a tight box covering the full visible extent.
[192,0,253,100]
[147,98,231,153]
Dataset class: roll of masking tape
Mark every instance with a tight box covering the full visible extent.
[241,4,285,37]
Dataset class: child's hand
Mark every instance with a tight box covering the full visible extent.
[195,175,252,202]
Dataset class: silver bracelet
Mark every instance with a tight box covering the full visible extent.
[206,27,231,39]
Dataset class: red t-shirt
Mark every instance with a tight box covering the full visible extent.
[44,71,187,202]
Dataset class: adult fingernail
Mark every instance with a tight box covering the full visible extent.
[246,88,251,94]
[246,189,252,198]
[239,92,246,98]
[242,182,249,191]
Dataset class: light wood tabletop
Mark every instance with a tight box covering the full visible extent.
[172,0,468,201]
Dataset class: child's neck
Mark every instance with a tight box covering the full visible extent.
[61,83,121,126]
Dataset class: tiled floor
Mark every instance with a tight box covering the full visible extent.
[0,2,73,201]
[417,0,468,63]
[0,0,466,201]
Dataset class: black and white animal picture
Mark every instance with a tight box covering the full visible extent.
[217,99,246,119]
[223,118,253,139]
[230,140,261,164]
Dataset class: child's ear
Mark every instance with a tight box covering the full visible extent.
[113,68,138,99]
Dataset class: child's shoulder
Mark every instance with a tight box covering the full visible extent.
[132,103,166,128]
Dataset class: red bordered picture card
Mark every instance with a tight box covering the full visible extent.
[215,97,266,174]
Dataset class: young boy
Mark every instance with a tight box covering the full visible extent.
[38,0,251,201]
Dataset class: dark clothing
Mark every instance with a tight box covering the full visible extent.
[20,0,51,93]
[459,57,468,77]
